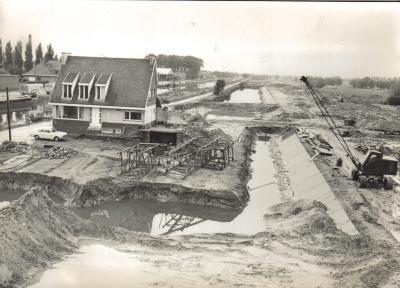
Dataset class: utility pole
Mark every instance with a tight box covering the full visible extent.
[6,87,11,141]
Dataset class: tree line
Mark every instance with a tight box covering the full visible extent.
[349,77,400,90]
[308,76,343,88]
[0,36,57,76]
[146,54,204,80]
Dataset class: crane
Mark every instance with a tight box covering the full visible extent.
[300,76,397,189]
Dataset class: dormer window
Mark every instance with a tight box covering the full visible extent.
[62,72,79,99]
[95,73,112,101]
[79,85,89,99]
[78,72,95,100]
[63,84,72,98]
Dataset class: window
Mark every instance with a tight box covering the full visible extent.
[79,85,89,99]
[62,107,85,119]
[63,84,73,98]
[63,106,78,119]
[96,86,101,100]
[124,111,142,120]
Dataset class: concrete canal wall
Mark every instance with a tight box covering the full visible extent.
[280,132,358,235]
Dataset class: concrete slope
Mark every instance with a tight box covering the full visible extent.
[280,133,358,235]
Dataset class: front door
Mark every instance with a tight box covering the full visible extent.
[90,107,101,128]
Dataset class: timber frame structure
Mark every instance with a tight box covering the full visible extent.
[118,137,235,178]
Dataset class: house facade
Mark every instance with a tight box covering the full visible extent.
[48,56,157,135]
[22,60,61,83]
[0,65,36,127]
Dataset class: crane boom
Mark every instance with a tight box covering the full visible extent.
[300,76,359,169]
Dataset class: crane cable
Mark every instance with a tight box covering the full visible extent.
[300,77,359,169]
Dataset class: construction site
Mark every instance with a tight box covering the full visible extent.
[1,2,400,288]
[1,74,400,287]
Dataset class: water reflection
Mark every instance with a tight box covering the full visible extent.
[73,141,281,236]
[73,200,242,235]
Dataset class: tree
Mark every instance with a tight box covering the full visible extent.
[4,41,13,73]
[44,44,55,62]
[35,43,43,65]
[149,54,204,80]
[13,41,24,75]
[0,39,3,64]
[214,79,226,96]
[386,81,400,105]
[24,39,33,72]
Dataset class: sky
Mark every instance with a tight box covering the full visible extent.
[0,1,399,78]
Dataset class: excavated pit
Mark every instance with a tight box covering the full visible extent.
[1,125,380,288]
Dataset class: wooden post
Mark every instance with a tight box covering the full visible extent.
[6,87,11,141]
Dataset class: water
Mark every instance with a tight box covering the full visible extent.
[29,243,174,288]
[30,140,282,287]
[226,88,261,103]
[0,201,10,209]
[73,140,281,236]
[0,187,27,209]
[205,115,256,121]
[198,81,215,89]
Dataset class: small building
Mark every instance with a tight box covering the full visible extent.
[0,65,36,127]
[22,60,61,84]
[49,55,157,135]
[0,65,19,92]
[157,68,174,84]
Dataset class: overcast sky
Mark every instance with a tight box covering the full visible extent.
[1,1,399,78]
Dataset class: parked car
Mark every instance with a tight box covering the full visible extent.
[30,128,67,141]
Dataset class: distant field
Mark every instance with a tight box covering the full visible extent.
[320,85,391,105]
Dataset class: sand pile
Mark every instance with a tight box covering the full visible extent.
[0,188,84,287]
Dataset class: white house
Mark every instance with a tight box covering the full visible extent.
[48,55,157,135]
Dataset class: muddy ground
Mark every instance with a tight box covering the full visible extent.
[2,80,400,287]
[1,188,399,288]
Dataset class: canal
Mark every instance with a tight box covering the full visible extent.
[29,138,284,287]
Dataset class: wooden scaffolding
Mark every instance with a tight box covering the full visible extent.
[118,137,234,178]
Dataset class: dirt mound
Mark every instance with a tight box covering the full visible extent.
[260,199,400,287]
[44,145,78,159]
[0,141,29,153]
[185,112,208,126]
[0,188,84,287]
[184,127,233,143]
[263,200,339,235]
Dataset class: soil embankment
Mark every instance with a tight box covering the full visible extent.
[1,188,399,287]
[0,171,247,209]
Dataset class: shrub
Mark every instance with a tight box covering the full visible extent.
[385,81,400,105]
[385,95,400,106]
[213,79,226,96]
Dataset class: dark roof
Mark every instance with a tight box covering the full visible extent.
[63,72,79,83]
[79,72,95,84]
[50,56,155,108]
[46,60,62,71]
[96,73,111,85]
[23,60,61,76]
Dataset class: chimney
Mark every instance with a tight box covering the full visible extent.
[28,34,32,44]
[60,52,71,64]
[147,54,156,66]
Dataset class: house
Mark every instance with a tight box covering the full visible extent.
[22,60,61,83]
[48,55,157,135]
[0,64,19,92]
[157,68,174,84]
[0,65,36,126]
